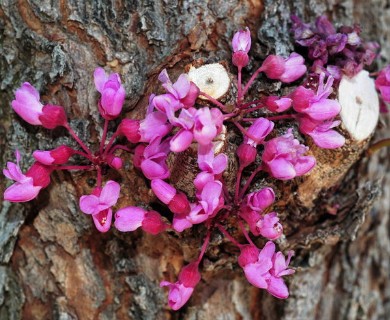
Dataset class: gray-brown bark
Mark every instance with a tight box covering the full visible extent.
[0,1,389,319]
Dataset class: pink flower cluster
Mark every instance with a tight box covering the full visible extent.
[4,21,361,311]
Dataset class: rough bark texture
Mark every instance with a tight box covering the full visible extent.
[0,1,389,319]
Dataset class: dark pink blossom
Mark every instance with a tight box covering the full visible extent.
[261,53,306,83]
[262,129,316,180]
[375,65,390,103]
[79,180,120,232]
[197,143,227,176]
[264,96,292,113]
[139,137,170,180]
[291,73,340,121]
[256,212,283,240]
[232,27,251,68]
[94,67,126,120]
[33,145,75,165]
[160,262,201,310]
[4,151,52,202]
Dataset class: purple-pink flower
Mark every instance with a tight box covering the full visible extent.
[261,53,307,83]
[160,262,201,310]
[11,83,67,129]
[4,151,52,202]
[232,27,251,68]
[139,137,170,180]
[375,65,390,103]
[262,129,316,180]
[94,67,126,120]
[33,145,75,165]
[79,180,120,232]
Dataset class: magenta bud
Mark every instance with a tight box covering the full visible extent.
[39,105,67,129]
[151,179,176,205]
[264,96,292,113]
[107,155,123,170]
[238,245,260,268]
[261,55,286,79]
[133,145,146,169]
[178,262,201,288]
[26,162,53,188]
[119,119,141,143]
[169,192,190,215]
[33,145,74,165]
[232,27,251,53]
[232,51,249,68]
[237,144,257,167]
[246,187,275,211]
[142,210,168,235]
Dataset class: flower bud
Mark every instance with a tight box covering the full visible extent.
[107,155,123,170]
[236,144,257,167]
[261,55,286,79]
[178,262,201,288]
[33,145,74,165]
[142,210,169,234]
[119,119,141,143]
[39,105,67,129]
[238,245,260,268]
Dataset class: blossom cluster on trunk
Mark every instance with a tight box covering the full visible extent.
[4,15,388,311]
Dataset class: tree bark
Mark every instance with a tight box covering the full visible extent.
[0,1,389,319]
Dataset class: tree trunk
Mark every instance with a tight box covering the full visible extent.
[0,1,389,319]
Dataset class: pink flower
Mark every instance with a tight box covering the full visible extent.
[106,155,123,170]
[151,179,190,215]
[291,73,340,121]
[119,111,171,144]
[94,68,126,120]
[193,108,223,146]
[4,151,52,202]
[197,143,227,176]
[261,53,307,83]
[232,27,251,68]
[262,129,316,180]
[264,96,292,113]
[375,65,390,103]
[256,212,283,240]
[299,116,345,149]
[139,137,170,180]
[237,118,274,168]
[160,262,201,310]
[245,188,275,211]
[158,70,200,108]
[11,83,67,129]
[239,242,295,299]
[79,180,120,232]
[115,207,168,234]
[33,145,75,165]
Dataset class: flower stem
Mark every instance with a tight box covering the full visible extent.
[199,91,229,112]
[103,130,120,157]
[265,114,295,121]
[216,224,242,248]
[100,119,109,155]
[196,231,211,263]
[242,104,266,114]
[107,144,133,154]
[237,67,243,103]
[234,165,244,205]
[64,124,93,158]
[97,166,102,188]
[242,66,264,96]
[239,220,254,246]
[239,165,263,199]
[233,121,260,141]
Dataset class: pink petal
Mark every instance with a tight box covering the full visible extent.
[114,206,146,232]
[212,153,228,174]
[4,162,26,182]
[309,130,345,149]
[4,180,41,202]
[259,241,276,260]
[172,215,193,232]
[79,195,100,215]
[243,264,271,289]
[294,156,316,176]
[33,151,55,165]
[92,208,113,233]
[267,276,289,299]
[12,83,44,125]
[141,158,169,180]
[267,158,296,180]
[99,180,120,207]
[93,68,108,93]
[305,99,341,121]
[170,129,193,152]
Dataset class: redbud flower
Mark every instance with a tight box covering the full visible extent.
[197,143,227,175]
[140,137,170,180]
[114,207,168,234]
[193,107,223,145]
[33,145,75,165]
[79,180,120,232]
[151,179,190,215]
[256,212,283,240]
[4,151,52,202]
[245,187,275,211]
[299,116,345,149]
[107,155,123,170]
[291,73,340,121]
[158,70,200,108]
[237,118,274,168]
[375,65,390,103]
[262,129,316,180]
[160,262,201,310]
[262,53,307,83]
[11,83,67,129]
[264,96,292,113]
[232,27,251,68]
[94,67,126,120]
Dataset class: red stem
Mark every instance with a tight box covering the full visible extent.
[107,144,133,154]
[234,165,244,205]
[199,92,229,112]
[100,119,109,155]
[239,220,254,246]
[242,66,264,96]
[56,165,92,171]
[242,104,266,114]
[237,67,243,103]
[196,231,211,264]
[63,124,93,158]
[233,121,260,142]
[216,224,242,248]
[239,165,263,199]
[103,131,120,157]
